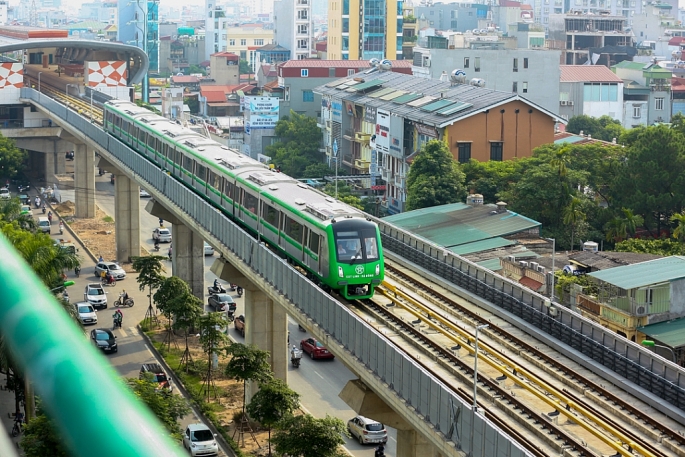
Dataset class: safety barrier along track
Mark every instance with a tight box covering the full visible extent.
[377,263,683,457]
[25,76,104,125]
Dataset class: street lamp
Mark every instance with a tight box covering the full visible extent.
[38,71,43,92]
[544,237,556,303]
[642,340,676,363]
[470,323,489,456]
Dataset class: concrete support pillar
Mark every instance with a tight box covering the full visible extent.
[211,257,288,401]
[54,141,66,175]
[114,172,141,263]
[396,430,442,457]
[244,286,288,402]
[171,224,204,300]
[44,148,55,186]
[74,144,95,218]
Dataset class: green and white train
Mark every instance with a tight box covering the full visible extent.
[103,100,384,299]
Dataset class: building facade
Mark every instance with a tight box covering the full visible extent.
[210,52,240,86]
[559,65,624,123]
[118,0,160,74]
[328,0,404,60]
[274,0,313,60]
[612,61,672,127]
[412,47,562,114]
[413,2,489,34]
[225,25,275,69]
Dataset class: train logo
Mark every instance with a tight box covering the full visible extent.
[355,265,365,275]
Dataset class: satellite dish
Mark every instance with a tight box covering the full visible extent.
[379,59,392,71]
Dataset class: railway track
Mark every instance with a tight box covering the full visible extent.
[359,263,684,457]
[25,76,104,124]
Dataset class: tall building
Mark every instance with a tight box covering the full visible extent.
[274,0,313,60]
[328,0,403,60]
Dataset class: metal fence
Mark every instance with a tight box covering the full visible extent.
[20,88,531,457]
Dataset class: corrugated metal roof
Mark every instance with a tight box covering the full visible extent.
[383,203,540,249]
[348,78,385,91]
[560,65,623,83]
[449,237,515,255]
[638,317,685,349]
[477,258,503,271]
[588,256,685,289]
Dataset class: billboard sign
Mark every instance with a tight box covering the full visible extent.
[331,100,343,123]
[244,96,279,114]
[375,109,390,154]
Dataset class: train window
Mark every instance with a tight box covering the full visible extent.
[308,232,320,254]
[147,134,155,148]
[262,203,278,226]
[138,129,146,144]
[182,154,193,173]
[363,234,379,260]
[243,192,258,215]
[196,164,206,182]
[284,216,303,244]
[210,172,221,190]
[224,181,234,199]
[132,127,139,140]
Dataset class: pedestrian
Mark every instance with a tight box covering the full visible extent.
[168,245,172,261]
[98,254,104,263]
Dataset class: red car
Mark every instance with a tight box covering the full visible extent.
[300,338,335,360]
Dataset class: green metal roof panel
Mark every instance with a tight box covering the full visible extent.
[588,256,685,290]
[420,99,454,112]
[613,61,648,71]
[437,102,473,115]
[383,203,541,249]
[477,258,504,271]
[638,317,685,349]
[448,237,515,255]
[390,93,423,103]
[380,90,407,100]
[348,79,384,91]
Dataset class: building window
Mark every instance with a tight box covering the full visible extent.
[583,83,618,102]
[298,24,308,34]
[522,82,528,93]
[474,57,480,72]
[254,39,264,46]
[655,97,664,110]
[512,82,517,93]
[301,69,308,77]
[297,10,308,19]
[298,39,308,49]
[303,90,314,102]
[513,58,518,72]
[523,57,528,69]
[633,105,641,118]
[240,39,246,46]
[347,69,354,76]
[490,142,503,161]
[229,39,235,46]
[464,57,469,68]
[457,143,471,163]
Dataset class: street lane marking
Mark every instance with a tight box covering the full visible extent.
[314,370,324,380]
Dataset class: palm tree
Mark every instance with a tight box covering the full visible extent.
[621,208,643,239]
[0,199,35,231]
[671,211,685,242]
[550,146,571,177]
[563,197,586,250]
[604,208,643,243]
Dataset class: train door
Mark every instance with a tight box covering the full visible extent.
[240,188,259,232]
[194,163,208,197]
[304,228,321,275]
[223,180,235,216]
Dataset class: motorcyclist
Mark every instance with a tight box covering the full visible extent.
[47,211,52,223]
[153,240,160,251]
[122,290,129,302]
[59,220,64,234]
[41,204,46,214]
[112,309,123,328]
[374,444,385,457]
[290,345,301,363]
[34,196,41,208]
[74,265,81,277]
[213,279,224,293]
[105,271,115,285]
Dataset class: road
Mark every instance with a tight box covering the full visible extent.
[56,170,397,457]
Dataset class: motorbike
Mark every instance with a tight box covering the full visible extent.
[102,276,116,287]
[114,292,134,308]
[153,242,160,252]
[226,308,236,323]
[113,315,122,329]
[74,266,80,278]
[298,324,306,332]
[208,284,226,295]
[374,445,386,457]
[41,205,46,214]
[59,223,64,235]
[290,347,302,368]
[236,286,243,297]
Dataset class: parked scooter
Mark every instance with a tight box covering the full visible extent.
[374,445,386,457]
[62,291,69,303]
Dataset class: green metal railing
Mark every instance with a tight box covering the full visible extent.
[0,236,184,457]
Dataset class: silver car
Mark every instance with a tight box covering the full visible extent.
[74,302,98,326]
[347,415,387,445]
[94,262,127,280]
[152,227,172,243]
[84,283,108,309]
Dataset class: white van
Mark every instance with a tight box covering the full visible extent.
[37,217,50,233]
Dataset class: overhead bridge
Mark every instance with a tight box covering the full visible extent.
[6,87,685,457]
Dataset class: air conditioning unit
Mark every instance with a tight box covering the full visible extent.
[507,255,515,261]
[423,57,431,67]
[537,265,546,273]
[635,305,647,316]
[519,261,528,268]
[529,262,539,270]
[568,101,574,106]
[560,100,568,105]
[548,306,559,317]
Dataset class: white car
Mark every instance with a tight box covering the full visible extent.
[0,187,10,200]
[347,415,388,445]
[139,188,151,198]
[74,302,98,326]
[94,262,127,280]
[152,227,172,243]
[182,423,218,456]
[204,242,214,256]
[84,283,108,309]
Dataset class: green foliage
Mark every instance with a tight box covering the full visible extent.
[133,255,167,313]
[405,140,466,211]
[301,162,333,179]
[604,208,644,243]
[153,276,190,317]
[615,238,685,256]
[460,158,527,203]
[128,375,190,440]
[184,96,199,114]
[239,59,251,74]
[610,125,685,236]
[20,409,68,457]
[266,111,323,178]
[555,272,598,300]
[0,134,27,180]
[0,198,35,230]
[271,414,348,457]
[671,211,685,242]
[566,114,625,142]
[188,64,206,76]
[135,100,161,114]
[247,378,300,455]
[198,313,230,359]
[224,342,273,412]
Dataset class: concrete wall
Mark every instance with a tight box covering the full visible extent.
[279,75,327,120]
[623,100,648,128]
[444,99,556,162]
[414,3,486,33]
[648,90,671,124]
[418,48,562,114]
[23,106,51,128]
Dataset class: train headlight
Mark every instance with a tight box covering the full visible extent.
[338,266,344,277]
[375,264,380,275]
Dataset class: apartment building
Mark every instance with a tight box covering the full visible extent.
[274,0,314,60]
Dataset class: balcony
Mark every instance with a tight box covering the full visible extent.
[381,169,392,181]
[355,132,371,143]
[354,159,370,171]
[394,174,405,188]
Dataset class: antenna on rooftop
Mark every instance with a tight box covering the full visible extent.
[30,0,38,27]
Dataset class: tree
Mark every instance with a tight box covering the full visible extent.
[562,197,586,251]
[266,112,323,178]
[405,140,466,211]
[239,59,251,75]
[169,291,204,372]
[271,414,348,457]
[671,211,685,242]
[153,276,191,350]
[246,378,300,456]
[184,96,199,115]
[197,312,230,401]
[132,255,166,326]
[615,238,685,256]
[19,408,68,457]
[611,125,685,236]
[0,198,35,231]
[188,64,206,76]
[566,114,624,142]
[128,375,190,440]
[604,208,644,243]
[461,158,527,203]
[0,135,27,181]
[224,343,272,410]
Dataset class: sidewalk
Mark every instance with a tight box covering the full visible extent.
[0,384,21,455]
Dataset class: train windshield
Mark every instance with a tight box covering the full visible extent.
[334,227,379,263]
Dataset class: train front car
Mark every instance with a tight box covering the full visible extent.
[329,217,384,300]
